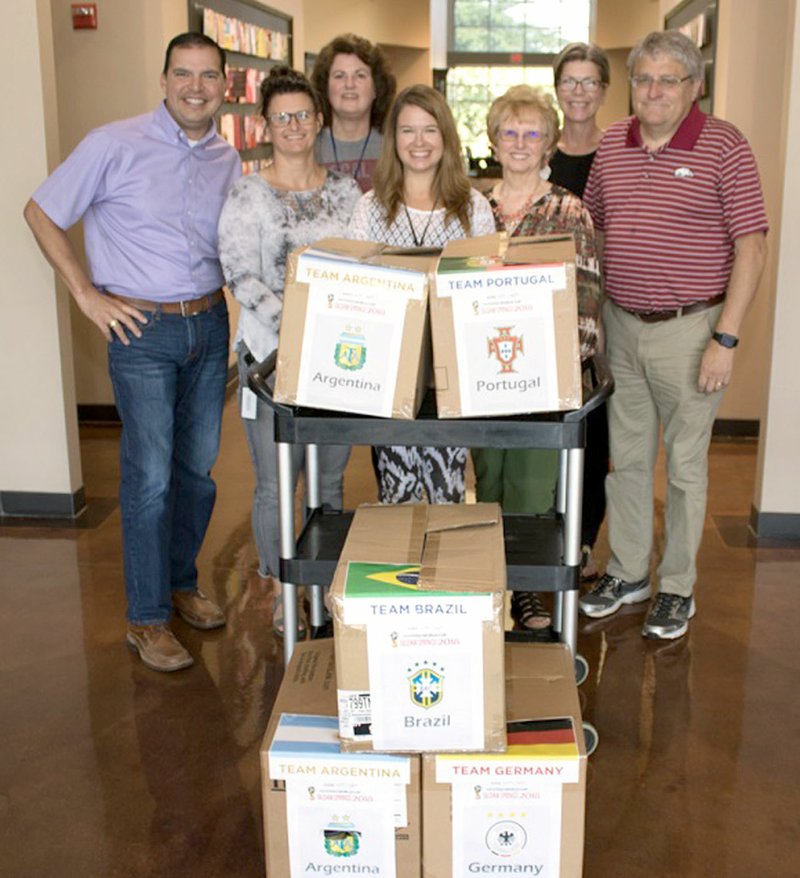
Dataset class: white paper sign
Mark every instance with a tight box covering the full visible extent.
[438,264,566,416]
[294,255,425,417]
[364,614,487,751]
[285,781,398,878]
[449,780,564,878]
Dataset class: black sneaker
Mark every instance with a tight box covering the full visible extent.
[579,573,651,619]
[642,592,695,640]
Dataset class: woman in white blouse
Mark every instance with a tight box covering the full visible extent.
[218,66,361,637]
[349,84,495,504]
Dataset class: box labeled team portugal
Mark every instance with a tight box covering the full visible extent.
[422,643,587,878]
[431,233,583,418]
[330,503,506,754]
[274,237,435,418]
[261,639,421,878]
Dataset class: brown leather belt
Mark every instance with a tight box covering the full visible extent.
[621,293,725,323]
[108,289,224,317]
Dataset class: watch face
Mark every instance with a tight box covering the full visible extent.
[714,332,738,348]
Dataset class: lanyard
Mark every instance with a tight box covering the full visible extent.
[403,203,437,248]
[329,128,372,182]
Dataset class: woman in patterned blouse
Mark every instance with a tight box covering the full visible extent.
[218,66,361,638]
[349,84,495,505]
[471,84,602,631]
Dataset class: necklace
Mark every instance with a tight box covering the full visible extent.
[403,203,437,247]
[329,129,372,182]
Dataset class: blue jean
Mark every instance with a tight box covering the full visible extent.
[108,299,229,624]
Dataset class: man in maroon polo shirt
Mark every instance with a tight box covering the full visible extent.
[580,30,768,640]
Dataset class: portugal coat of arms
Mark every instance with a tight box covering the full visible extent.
[487,326,524,373]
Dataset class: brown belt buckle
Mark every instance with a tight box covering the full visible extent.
[179,299,198,317]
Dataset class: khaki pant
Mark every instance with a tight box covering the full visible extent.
[603,299,725,597]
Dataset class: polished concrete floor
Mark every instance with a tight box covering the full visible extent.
[1,397,799,877]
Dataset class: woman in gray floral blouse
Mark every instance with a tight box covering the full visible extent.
[218,66,361,637]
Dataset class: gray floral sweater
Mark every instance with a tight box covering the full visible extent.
[218,172,361,361]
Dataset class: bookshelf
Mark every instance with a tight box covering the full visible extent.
[189,0,293,171]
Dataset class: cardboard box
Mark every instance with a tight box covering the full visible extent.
[260,639,421,878]
[422,643,587,878]
[431,233,583,418]
[330,503,507,754]
[274,237,436,418]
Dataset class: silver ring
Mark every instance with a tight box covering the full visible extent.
[109,319,118,328]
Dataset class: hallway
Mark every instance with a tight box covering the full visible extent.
[1,395,799,877]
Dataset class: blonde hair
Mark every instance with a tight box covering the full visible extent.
[373,85,472,233]
[486,85,560,160]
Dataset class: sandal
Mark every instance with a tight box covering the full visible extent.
[272,594,307,640]
[512,591,552,631]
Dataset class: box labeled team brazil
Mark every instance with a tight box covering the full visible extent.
[274,238,435,419]
[431,234,583,418]
[330,503,507,754]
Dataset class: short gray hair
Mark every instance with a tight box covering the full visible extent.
[627,31,703,82]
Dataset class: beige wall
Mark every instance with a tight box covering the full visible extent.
[0,0,82,498]
[708,0,792,422]
[596,0,660,48]
[755,0,800,518]
[303,0,429,53]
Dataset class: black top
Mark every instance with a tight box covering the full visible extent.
[549,148,596,199]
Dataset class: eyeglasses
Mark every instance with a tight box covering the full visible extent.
[267,109,315,127]
[497,129,542,144]
[630,74,693,91]
[558,76,603,93]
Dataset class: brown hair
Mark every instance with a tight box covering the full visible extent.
[553,42,611,87]
[486,85,560,160]
[373,85,473,233]
[260,65,322,119]
[310,33,396,131]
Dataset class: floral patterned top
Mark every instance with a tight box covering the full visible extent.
[487,183,601,359]
[218,171,361,361]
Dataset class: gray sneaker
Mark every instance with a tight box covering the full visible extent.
[642,592,695,640]
[579,573,651,618]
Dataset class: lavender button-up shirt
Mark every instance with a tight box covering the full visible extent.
[33,102,241,302]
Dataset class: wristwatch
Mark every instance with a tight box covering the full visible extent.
[712,331,739,349]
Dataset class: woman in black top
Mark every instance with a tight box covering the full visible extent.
[551,42,610,198]
[551,42,612,581]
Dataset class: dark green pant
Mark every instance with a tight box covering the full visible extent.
[472,448,559,514]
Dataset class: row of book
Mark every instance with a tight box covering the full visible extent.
[225,67,268,104]
[219,113,264,151]
[203,7,289,61]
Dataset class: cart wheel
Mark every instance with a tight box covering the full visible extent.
[582,721,599,757]
[574,653,589,686]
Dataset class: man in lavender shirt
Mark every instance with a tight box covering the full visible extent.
[24,33,241,673]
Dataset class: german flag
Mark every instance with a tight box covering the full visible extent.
[505,718,579,759]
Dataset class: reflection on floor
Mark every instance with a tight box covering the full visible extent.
[1,401,799,877]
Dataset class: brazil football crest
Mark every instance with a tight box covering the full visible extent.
[323,816,361,857]
[408,661,444,709]
[487,326,524,374]
[334,326,367,371]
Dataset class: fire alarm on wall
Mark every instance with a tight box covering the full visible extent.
[71,4,98,29]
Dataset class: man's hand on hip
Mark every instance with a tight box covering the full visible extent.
[76,286,148,346]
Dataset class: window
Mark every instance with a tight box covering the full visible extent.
[452,0,591,55]
[447,0,592,157]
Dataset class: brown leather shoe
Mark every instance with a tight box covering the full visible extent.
[126,624,194,672]
[172,589,226,630]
